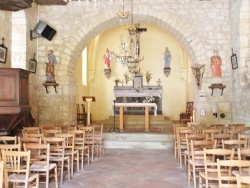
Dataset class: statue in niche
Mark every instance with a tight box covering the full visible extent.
[103,48,112,78]
[45,50,57,83]
[164,47,172,68]
[103,48,111,69]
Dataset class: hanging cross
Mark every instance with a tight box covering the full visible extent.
[135,24,147,56]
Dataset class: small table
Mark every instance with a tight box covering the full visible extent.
[208,84,226,96]
[113,103,157,132]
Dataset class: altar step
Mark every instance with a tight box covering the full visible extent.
[104,132,173,149]
[97,115,173,133]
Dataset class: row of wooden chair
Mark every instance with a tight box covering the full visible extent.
[173,124,250,168]
[0,124,104,188]
[172,123,250,188]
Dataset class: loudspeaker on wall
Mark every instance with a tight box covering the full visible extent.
[30,21,57,41]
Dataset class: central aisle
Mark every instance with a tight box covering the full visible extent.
[58,149,188,188]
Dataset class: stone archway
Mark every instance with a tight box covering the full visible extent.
[37,3,207,125]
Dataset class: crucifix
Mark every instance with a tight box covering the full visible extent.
[135,23,147,56]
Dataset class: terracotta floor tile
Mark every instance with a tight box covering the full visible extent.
[43,149,193,188]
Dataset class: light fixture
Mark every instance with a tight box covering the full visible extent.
[111,0,147,78]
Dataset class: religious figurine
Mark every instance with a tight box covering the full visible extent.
[211,49,222,83]
[164,47,172,68]
[156,79,161,86]
[45,50,57,83]
[124,72,130,85]
[145,71,152,85]
[103,48,111,69]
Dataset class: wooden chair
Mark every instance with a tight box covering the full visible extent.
[90,123,104,157]
[228,123,245,130]
[40,125,57,132]
[0,136,17,144]
[187,140,217,188]
[78,126,97,162]
[217,159,250,187]
[71,130,90,169]
[222,139,246,159]
[2,150,39,188]
[0,144,20,161]
[43,137,70,186]
[191,125,208,134]
[22,127,40,136]
[185,133,207,171]
[55,133,79,176]
[225,129,244,139]
[210,124,226,129]
[238,134,250,148]
[199,148,234,188]
[24,133,44,139]
[203,129,221,141]
[0,161,3,188]
[172,123,187,159]
[18,137,42,152]
[24,143,58,188]
[238,148,250,160]
[211,133,231,148]
[236,174,250,188]
[59,125,76,133]
[43,129,61,137]
[176,127,193,167]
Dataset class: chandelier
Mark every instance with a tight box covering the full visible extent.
[111,0,146,77]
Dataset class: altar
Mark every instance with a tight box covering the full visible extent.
[114,86,162,115]
[113,103,157,132]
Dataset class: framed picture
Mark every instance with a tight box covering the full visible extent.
[0,45,7,64]
[200,109,206,116]
[231,52,238,70]
[29,59,37,73]
[133,75,143,92]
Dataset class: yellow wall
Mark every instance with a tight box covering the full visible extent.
[76,24,193,121]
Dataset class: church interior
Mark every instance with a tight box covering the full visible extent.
[0,0,250,187]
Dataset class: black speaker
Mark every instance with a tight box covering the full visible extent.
[41,25,57,41]
[32,21,57,41]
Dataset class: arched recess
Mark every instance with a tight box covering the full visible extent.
[37,7,208,125]
[65,13,206,84]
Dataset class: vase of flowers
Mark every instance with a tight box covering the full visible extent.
[114,79,120,86]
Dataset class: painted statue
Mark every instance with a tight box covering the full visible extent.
[164,47,172,68]
[211,49,222,78]
[45,50,57,82]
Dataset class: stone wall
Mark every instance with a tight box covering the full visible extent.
[230,0,250,124]
[35,0,233,125]
[2,0,248,125]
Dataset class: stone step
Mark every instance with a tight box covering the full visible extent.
[104,133,173,149]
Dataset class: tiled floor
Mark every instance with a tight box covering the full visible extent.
[48,149,191,188]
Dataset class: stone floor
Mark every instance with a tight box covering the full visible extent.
[47,148,191,188]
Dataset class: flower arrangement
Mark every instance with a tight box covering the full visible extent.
[145,71,152,84]
[143,96,155,103]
